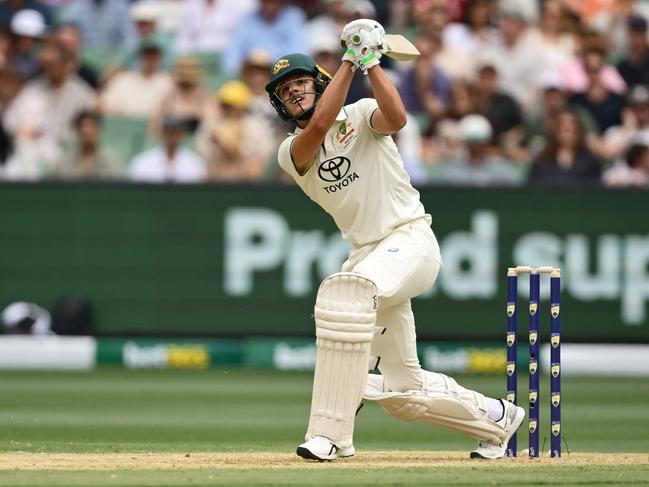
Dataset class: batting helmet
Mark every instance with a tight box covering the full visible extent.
[265,53,332,122]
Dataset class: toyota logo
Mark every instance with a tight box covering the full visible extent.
[318,157,351,182]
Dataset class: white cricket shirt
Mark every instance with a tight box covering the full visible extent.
[278,98,430,247]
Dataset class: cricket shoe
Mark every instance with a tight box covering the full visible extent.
[470,400,525,459]
[296,436,355,461]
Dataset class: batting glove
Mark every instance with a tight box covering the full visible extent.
[342,48,359,72]
[341,19,386,50]
[341,19,386,74]
[342,45,382,74]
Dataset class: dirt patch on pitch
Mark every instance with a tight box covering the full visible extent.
[0,452,647,471]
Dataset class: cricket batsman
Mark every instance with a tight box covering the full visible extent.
[265,19,525,461]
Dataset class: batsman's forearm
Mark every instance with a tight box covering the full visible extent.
[367,66,407,129]
[309,61,355,134]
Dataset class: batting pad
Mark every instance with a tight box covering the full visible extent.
[305,273,377,449]
[364,372,506,444]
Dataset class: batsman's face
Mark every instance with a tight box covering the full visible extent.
[276,74,317,118]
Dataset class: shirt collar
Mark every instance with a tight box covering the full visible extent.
[290,107,348,135]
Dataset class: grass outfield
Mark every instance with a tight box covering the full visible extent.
[0,369,648,486]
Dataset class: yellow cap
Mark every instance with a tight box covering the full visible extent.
[217,81,252,109]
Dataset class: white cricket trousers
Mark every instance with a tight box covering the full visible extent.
[341,217,442,392]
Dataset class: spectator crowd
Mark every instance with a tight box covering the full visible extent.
[0,0,648,187]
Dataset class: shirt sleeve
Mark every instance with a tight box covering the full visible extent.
[277,135,301,179]
[352,98,384,136]
[277,131,321,182]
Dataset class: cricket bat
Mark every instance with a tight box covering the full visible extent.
[382,34,420,61]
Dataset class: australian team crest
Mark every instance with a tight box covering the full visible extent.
[506,332,516,347]
[552,393,561,407]
[335,120,357,149]
[529,390,538,405]
[529,302,538,316]
[529,331,538,345]
[506,302,515,317]
[529,360,538,375]
[551,363,561,378]
[506,361,516,376]
[551,333,561,348]
[529,420,537,433]
[551,304,560,318]
[552,422,561,436]
[507,391,516,403]
[272,58,290,75]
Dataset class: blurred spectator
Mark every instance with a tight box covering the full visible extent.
[616,15,649,88]
[503,0,539,24]
[529,110,602,185]
[344,0,376,21]
[387,0,412,34]
[367,0,392,26]
[240,49,283,139]
[588,0,635,60]
[600,85,649,161]
[60,0,134,55]
[445,79,474,120]
[558,29,626,95]
[100,39,174,118]
[403,0,447,39]
[445,0,468,23]
[398,35,452,122]
[393,113,426,184]
[198,80,273,181]
[0,0,52,28]
[569,48,626,134]
[129,115,206,183]
[312,35,341,76]
[0,26,9,65]
[434,114,524,186]
[442,0,497,57]
[478,5,542,109]
[0,67,24,167]
[527,0,576,73]
[53,24,98,88]
[109,1,174,76]
[423,4,474,80]
[46,110,123,180]
[524,72,598,157]
[563,0,618,23]
[223,0,307,75]
[150,56,215,136]
[3,41,95,179]
[473,63,523,144]
[147,0,184,34]
[308,0,349,45]
[424,118,464,166]
[602,142,649,187]
[7,8,46,79]
[175,0,257,55]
